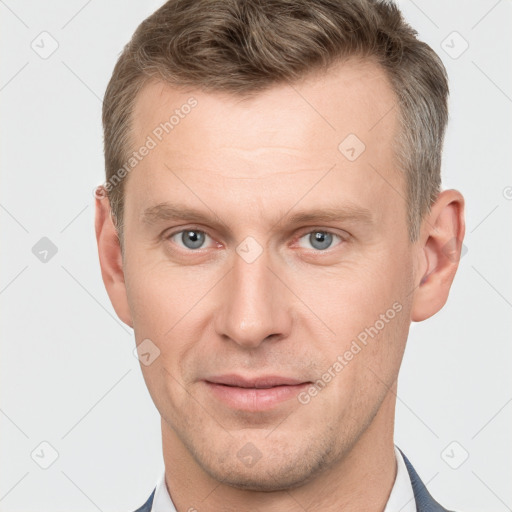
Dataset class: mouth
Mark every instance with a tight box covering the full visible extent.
[203,374,311,411]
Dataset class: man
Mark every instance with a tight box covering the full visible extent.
[95,0,465,510]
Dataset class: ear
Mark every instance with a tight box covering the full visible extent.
[411,189,465,322]
[94,187,133,328]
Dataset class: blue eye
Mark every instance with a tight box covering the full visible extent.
[171,230,209,250]
[166,228,343,253]
[298,231,341,251]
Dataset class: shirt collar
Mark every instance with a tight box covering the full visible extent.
[384,445,417,512]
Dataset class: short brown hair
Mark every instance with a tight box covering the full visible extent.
[102,0,449,246]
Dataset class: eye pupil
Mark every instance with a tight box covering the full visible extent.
[182,230,205,249]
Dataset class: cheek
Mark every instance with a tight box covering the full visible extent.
[127,270,199,419]
[124,257,203,332]
[125,277,167,336]
[291,253,412,384]
[291,252,409,328]
[125,262,212,374]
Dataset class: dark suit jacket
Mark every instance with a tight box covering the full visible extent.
[133,447,454,512]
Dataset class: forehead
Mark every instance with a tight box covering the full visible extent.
[131,57,397,159]
[125,58,403,224]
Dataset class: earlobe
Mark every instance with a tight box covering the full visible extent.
[411,189,466,322]
[94,188,134,328]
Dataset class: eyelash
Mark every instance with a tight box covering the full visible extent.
[164,227,345,252]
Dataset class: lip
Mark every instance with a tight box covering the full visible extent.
[204,374,311,411]
[206,374,308,388]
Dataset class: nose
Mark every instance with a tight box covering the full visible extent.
[214,245,292,349]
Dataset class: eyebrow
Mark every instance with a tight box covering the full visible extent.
[140,202,374,229]
[285,206,373,226]
[141,203,225,227]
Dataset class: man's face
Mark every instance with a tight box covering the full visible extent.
[121,58,418,490]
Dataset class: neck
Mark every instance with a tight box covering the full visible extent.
[161,383,398,512]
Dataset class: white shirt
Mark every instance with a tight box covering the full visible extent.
[151,444,416,512]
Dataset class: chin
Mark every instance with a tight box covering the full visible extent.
[210,467,314,492]
[197,448,332,492]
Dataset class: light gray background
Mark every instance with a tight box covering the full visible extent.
[0,1,511,511]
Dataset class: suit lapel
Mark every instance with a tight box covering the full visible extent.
[397,447,454,512]
[133,488,156,512]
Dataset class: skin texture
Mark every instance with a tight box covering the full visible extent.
[95,58,465,511]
